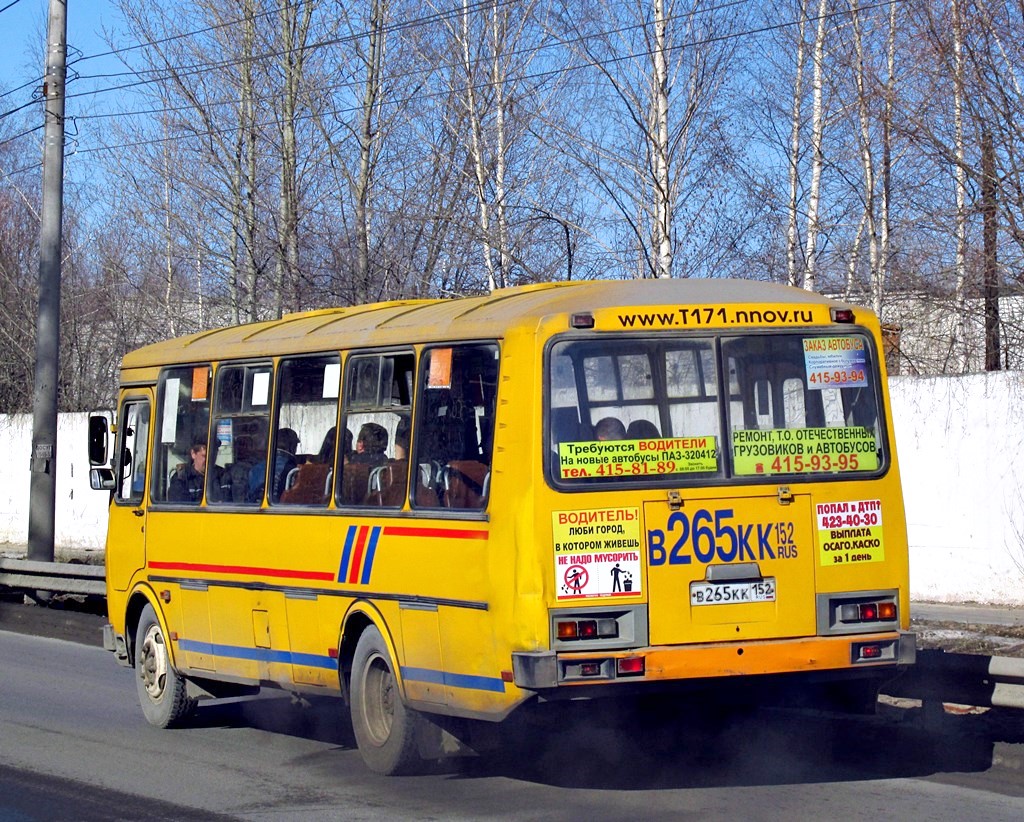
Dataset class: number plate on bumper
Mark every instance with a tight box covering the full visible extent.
[690,579,776,606]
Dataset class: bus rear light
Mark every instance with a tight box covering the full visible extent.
[877,602,897,620]
[556,621,579,640]
[859,644,883,660]
[555,618,620,641]
[570,313,595,329]
[835,598,896,626]
[580,662,602,676]
[616,657,644,676]
[831,308,855,323]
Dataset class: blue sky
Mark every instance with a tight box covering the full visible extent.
[1,1,125,136]
[0,1,123,87]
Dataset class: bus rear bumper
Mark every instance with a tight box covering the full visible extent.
[512,631,915,690]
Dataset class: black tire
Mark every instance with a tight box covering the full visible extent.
[134,603,196,728]
[350,625,423,775]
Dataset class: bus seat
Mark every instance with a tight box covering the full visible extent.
[367,465,388,505]
[442,460,489,509]
[340,462,372,506]
[280,462,330,505]
[415,461,441,507]
[366,461,408,507]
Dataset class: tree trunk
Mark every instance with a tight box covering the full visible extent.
[787,2,808,288]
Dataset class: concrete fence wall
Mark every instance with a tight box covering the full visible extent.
[2,371,1023,605]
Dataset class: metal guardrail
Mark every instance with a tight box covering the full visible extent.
[883,648,1024,710]
[1,562,1021,711]
[0,558,106,597]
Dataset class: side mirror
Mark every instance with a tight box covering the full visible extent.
[88,413,111,466]
[90,467,115,491]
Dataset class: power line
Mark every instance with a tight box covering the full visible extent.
[0,122,42,149]
[1,0,902,159]
[59,0,751,120]
[65,0,899,155]
[0,0,522,113]
[0,0,27,16]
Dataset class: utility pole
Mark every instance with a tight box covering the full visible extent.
[27,0,68,564]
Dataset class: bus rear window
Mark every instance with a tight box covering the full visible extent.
[548,339,722,484]
[548,332,885,486]
[724,333,884,477]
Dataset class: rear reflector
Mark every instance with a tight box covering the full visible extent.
[859,644,883,659]
[616,657,644,676]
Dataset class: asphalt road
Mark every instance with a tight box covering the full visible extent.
[2,595,1024,820]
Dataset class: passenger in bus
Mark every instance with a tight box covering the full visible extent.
[247,428,300,503]
[594,416,627,441]
[366,416,410,507]
[351,423,388,466]
[317,426,337,463]
[626,419,660,440]
[168,439,221,503]
[394,416,410,460]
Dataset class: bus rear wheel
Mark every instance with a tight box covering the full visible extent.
[135,603,196,728]
[350,625,423,775]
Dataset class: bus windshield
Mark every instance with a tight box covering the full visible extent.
[548,331,885,485]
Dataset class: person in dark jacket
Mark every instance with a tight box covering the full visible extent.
[168,440,219,503]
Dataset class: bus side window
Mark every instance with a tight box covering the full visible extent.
[273,355,340,506]
[337,352,414,508]
[115,400,150,504]
[152,366,211,504]
[413,344,499,511]
[208,363,273,506]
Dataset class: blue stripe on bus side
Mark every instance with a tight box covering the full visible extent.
[177,641,506,693]
[360,526,381,585]
[337,525,356,582]
[177,639,336,670]
[401,666,506,693]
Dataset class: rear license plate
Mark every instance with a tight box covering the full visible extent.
[690,579,776,606]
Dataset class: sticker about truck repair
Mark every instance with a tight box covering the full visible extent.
[552,507,642,598]
[732,426,878,476]
[816,499,884,566]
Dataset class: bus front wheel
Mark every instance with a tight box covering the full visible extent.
[135,603,196,728]
[350,625,424,775]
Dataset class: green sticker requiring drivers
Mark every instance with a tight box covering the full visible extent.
[732,427,878,476]
[558,436,718,479]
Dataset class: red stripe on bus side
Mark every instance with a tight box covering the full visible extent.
[148,561,335,581]
[382,526,489,540]
[347,526,370,585]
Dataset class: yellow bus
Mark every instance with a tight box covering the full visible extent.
[89,278,914,774]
